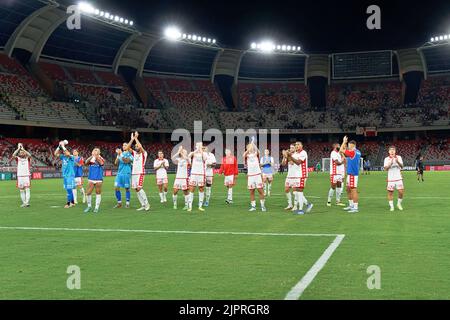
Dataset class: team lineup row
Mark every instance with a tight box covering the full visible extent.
[12,133,406,214]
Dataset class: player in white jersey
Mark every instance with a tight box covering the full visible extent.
[130,132,150,211]
[285,142,313,215]
[171,146,191,210]
[260,149,274,196]
[384,146,404,212]
[327,143,346,207]
[154,151,169,203]
[282,144,298,211]
[203,147,216,207]
[244,140,266,212]
[187,142,208,212]
[13,143,32,207]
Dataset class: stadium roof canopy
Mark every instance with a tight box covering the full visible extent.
[0,0,449,80]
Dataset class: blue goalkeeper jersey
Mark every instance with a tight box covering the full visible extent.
[88,159,104,181]
[260,156,274,174]
[74,156,84,177]
[60,155,75,178]
[117,151,133,175]
[345,149,361,176]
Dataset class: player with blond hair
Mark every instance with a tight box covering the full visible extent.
[244,139,266,212]
[13,143,32,207]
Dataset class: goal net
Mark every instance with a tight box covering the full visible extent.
[321,157,364,172]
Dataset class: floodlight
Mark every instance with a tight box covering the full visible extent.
[164,26,182,40]
[129,21,133,26]
[212,39,216,43]
[94,9,99,15]
[192,35,198,40]
[251,43,257,49]
[99,11,104,16]
[207,38,211,43]
[104,12,110,18]
[182,34,187,39]
[187,34,192,39]
[78,2,95,14]
[260,41,274,53]
[202,37,206,42]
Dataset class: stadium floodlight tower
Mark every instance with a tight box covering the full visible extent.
[249,40,303,55]
[161,25,220,49]
[76,1,135,30]
[423,33,450,47]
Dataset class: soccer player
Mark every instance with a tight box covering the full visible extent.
[13,143,31,207]
[83,148,105,213]
[187,142,208,211]
[282,144,298,211]
[416,155,425,182]
[131,132,150,211]
[384,146,404,212]
[288,141,313,215]
[218,149,238,204]
[260,149,274,196]
[172,146,190,210]
[72,149,86,204]
[114,136,134,208]
[154,150,169,203]
[244,140,266,212]
[339,136,361,213]
[54,141,76,208]
[327,143,345,206]
[204,146,217,207]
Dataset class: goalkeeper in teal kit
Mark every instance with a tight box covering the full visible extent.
[114,137,134,208]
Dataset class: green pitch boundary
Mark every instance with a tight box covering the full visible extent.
[0,226,345,300]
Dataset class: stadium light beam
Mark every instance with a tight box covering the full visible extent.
[164,26,182,41]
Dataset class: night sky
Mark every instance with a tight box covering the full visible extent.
[91,0,450,53]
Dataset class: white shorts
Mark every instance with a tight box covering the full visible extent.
[262,173,273,181]
[285,177,306,189]
[387,180,404,191]
[347,175,359,188]
[75,177,83,186]
[189,174,205,187]
[173,177,188,191]
[88,180,103,185]
[224,175,235,187]
[132,174,145,189]
[206,176,214,185]
[330,174,343,184]
[248,174,263,190]
[17,176,30,189]
[156,177,168,185]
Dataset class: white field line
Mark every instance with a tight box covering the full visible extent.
[285,234,345,300]
[0,225,345,298]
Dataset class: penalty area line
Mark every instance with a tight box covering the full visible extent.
[284,234,345,300]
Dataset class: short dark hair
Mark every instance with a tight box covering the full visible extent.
[349,140,357,146]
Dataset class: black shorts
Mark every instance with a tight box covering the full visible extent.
[417,169,424,174]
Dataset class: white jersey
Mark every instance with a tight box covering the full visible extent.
[190,152,206,175]
[298,150,308,178]
[154,158,169,179]
[246,152,261,176]
[17,157,31,177]
[205,153,217,177]
[384,156,403,181]
[330,150,345,176]
[132,150,148,175]
[175,157,189,179]
[287,152,301,178]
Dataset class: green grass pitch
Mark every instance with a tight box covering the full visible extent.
[0,171,449,300]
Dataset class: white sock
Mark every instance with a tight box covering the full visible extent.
[159,193,164,201]
[163,191,167,201]
[25,188,30,204]
[336,187,342,202]
[20,190,26,204]
[286,192,292,207]
[81,187,86,199]
[227,188,233,200]
[354,202,358,209]
[184,194,189,207]
[349,199,354,207]
[173,194,177,205]
[398,198,403,205]
[189,192,194,208]
[95,194,101,209]
[87,194,92,207]
[139,189,148,206]
[260,199,265,208]
[199,192,204,207]
[328,188,335,202]
[205,187,211,202]
[264,183,267,194]
[72,189,78,203]
[298,192,305,210]
[136,191,144,206]
[302,194,308,205]
[389,200,394,209]
[268,182,272,192]
[251,200,256,207]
